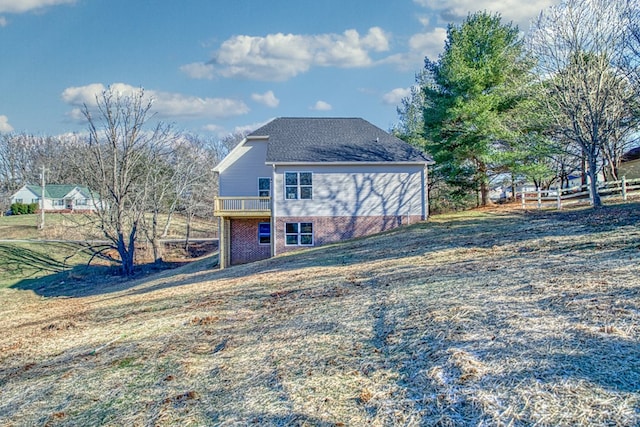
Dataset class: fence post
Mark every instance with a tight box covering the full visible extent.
[557,188,562,210]
[520,189,525,209]
[586,177,593,206]
[622,176,627,201]
[537,187,542,209]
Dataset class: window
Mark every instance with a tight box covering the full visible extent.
[258,178,271,197]
[15,198,23,204]
[285,222,313,246]
[76,198,88,206]
[53,199,64,207]
[258,222,271,245]
[285,172,312,200]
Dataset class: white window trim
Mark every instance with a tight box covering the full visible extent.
[284,171,313,200]
[284,222,314,246]
[258,177,271,197]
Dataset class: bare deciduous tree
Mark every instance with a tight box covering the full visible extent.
[528,0,640,206]
[78,87,173,276]
[173,134,229,248]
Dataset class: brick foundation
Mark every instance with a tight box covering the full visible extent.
[230,218,271,265]
[274,215,423,255]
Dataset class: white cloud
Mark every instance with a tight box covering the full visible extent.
[183,27,391,82]
[179,62,215,80]
[232,119,272,135]
[251,90,279,108]
[0,0,75,14]
[0,16,7,26]
[382,87,411,105]
[310,100,332,111]
[409,27,448,56]
[382,26,447,70]
[202,124,225,134]
[413,0,560,30]
[0,115,13,132]
[395,0,560,70]
[61,83,249,122]
[203,119,271,139]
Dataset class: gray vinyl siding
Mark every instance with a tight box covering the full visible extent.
[218,140,272,197]
[273,164,426,218]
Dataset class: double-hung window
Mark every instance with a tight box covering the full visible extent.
[258,178,270,197]
[285,222,313,246]
[285,172,312,200]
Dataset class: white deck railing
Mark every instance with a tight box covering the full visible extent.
[214,197,271,215]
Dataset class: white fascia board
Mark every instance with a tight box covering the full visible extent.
[212,136,269,173]
[266,160,434,166]
[63,187,81,199]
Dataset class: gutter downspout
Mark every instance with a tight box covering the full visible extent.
[271,164,277,257]
[421,166,427,220]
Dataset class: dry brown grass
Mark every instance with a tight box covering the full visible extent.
[1,203,639,426]
[0,212,217,241]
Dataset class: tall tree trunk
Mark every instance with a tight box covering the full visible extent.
[478,162,493,206]
[117,225,137,276]
[151,211,162,263]
[587,157,602,207]
[161,210,174,238]
[581,149,587,187]
[184,212,193,251]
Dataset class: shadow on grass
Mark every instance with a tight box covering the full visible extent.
[0,243,69,274]
[11,265,127,298]
[8,202,640,299]
[9,257,218,298]
[126,202,640,298]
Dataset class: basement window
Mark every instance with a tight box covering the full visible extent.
[285,222,313,246]
[258,222,271,245]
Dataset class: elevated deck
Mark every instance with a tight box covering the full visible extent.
[213,196,272,217]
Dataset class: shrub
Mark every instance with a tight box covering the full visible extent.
[10,202,39,215]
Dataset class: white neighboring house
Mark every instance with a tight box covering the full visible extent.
[10,184,101,212]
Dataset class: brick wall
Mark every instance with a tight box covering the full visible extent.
[274,215,423,255]
[230,218,271,265]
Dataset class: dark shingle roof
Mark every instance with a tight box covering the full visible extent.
[622,146,640,162]
[248,117,432,164]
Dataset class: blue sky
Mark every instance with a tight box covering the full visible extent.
[0,0,558,137]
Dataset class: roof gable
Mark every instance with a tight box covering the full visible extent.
[247,117,432,164]
[212,136,268,173]
[22,184,92,199]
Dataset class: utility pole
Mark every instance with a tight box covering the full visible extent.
[39,165,46,230]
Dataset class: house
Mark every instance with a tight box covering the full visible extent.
[213,117,433,268]
[10,184,100,213]
[620,147,640,179]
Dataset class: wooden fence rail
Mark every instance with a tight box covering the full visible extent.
[516,177,640,209]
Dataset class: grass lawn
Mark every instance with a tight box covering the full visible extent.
[0,241,99,288]
[0,213,217,241]
[0,204,638,425]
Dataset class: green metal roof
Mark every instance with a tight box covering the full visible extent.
[24,184,92,199]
